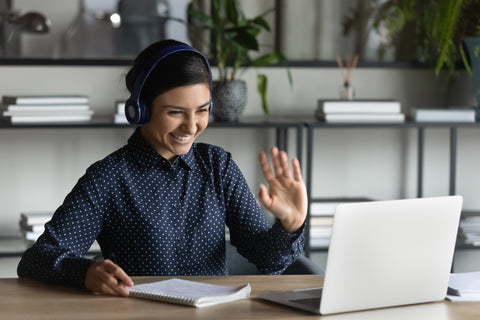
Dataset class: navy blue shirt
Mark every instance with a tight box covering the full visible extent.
[18,128,304,288]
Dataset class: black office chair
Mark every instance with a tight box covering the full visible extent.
[226,241,323,275]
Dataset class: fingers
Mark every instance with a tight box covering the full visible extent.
[259,151,274,181]
[277,150,292,180]
[85,259,133,297]
[291,157,303,182]
[260,147,295,181]
[258,184,272,207]
[270,147,285,178]
[108,260,134,287]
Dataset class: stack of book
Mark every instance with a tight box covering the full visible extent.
[1,95,94,124]
[19,211,101,251]
[309,198,372,248]
[113,100,128,124]
[413,108,477,122]
[458,212,480,247]
[316,99,405,123]
[19,212,52,244]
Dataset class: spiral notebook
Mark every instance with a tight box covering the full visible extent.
[128,278,251,308]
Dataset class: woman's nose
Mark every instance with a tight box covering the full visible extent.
[181,114,196,133]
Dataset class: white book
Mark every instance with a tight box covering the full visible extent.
[310,237,331,248]
[9,114,93,124]
[116,101,126,114]
[5,105,90,112]
[310,202,337,216]
[128,278,251,308]
[414,108,476,122]
[318,99,401,114]
[114,113,129,124]
[20,212,53,225]
[23,230,43,242]
[310,216,334,226]
[2,95,89,105]
[19,222,45,233]
[3,109,93,117]
[309,226,332,237]
[446,272,480,301]
[324,113,405,123]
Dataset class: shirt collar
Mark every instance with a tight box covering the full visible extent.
[127,128,194,170]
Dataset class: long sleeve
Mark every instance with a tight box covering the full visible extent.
[18,130,305,286]
[17,170,105,288]
[220,151,305,274]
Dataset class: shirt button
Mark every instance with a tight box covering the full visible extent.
[173,203,177,208]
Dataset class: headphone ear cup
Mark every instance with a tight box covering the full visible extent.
[138,100,149,124]
[125,97,141,125]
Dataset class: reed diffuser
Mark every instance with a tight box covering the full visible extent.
[336,55,358,100]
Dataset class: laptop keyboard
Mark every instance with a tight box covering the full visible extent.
[290,297,322,308]
[290,288,323,308]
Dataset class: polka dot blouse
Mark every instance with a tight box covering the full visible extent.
[17,128,304,289]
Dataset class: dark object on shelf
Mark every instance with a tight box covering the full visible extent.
[211,80,247,122]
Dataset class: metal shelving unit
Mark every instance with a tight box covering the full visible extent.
[2,116,479,258]
[303,119,480,257]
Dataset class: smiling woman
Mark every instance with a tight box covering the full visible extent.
[17,38,308,297]
[141,84,211,161]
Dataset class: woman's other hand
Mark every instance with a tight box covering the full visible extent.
[85,259,134,296]
[258,147,308,233]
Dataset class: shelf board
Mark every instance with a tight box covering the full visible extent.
[0,115,303,129]
[0,116,132,129]
[300,117,480,128]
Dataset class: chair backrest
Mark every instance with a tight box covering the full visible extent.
[225,241,323,275]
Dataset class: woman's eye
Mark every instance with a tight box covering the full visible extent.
[168,110,182,115]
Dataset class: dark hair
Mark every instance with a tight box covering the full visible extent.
[125,39,212,110]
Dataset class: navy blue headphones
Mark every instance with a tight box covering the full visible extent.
[125,44,213,125]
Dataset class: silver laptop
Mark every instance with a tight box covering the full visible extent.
[259,196,463,315]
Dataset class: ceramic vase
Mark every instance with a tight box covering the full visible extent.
[211,80,247,122]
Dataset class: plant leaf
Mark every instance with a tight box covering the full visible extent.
[251,53,282,67]
[257,74,269,115]
[252,52,293,89]
[211,0,221,27]
[433,0,464,75]
[232,30,259,50]
[252,17,271,31]
[225,0,238,24]
[188,8,215,29]
[460,42,472,73]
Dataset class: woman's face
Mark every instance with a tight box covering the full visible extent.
[140,83,211,161]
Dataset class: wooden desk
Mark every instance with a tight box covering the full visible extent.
[0,275,478,319]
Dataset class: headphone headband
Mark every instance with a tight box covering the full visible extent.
[125,44,212,125]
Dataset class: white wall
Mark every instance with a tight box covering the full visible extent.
[0,65,478,237]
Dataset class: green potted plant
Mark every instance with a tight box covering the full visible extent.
[188,0,291,121]
[343,0,480,104]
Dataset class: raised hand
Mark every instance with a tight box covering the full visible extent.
[258,147,308,233]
